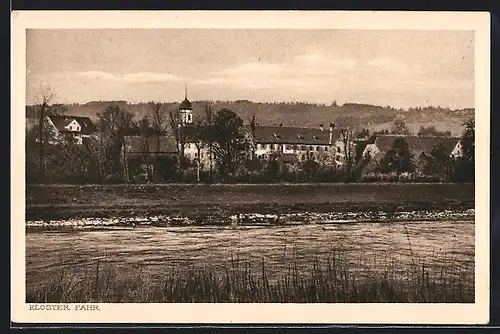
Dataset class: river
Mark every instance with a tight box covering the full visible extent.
[25,210,475,291]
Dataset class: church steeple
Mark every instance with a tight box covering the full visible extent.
[179,84,193,124]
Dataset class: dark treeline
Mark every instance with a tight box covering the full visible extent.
[25,100,475,185]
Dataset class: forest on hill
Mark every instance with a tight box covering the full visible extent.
[25,100,474,136]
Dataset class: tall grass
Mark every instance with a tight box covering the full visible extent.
[26,250,474,303]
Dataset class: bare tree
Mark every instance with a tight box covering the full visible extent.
[339,128,354,178]
[97,104,136,181]
[82,137,107,183]
[34,85,56,182]
[192,116,205,183]
[147,102,169,152]
[248,112,257,161]
[169,109,186,181]
[203,103,215,183]
[336,116,358,179]
[140,115,153,180]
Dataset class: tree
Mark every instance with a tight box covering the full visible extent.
[391,118,411,135]
[248,112,257,160]
[147,102,169,152]
[354,128,370,139]
[379,137,414,180]
[212,108,247,180]
[461,118,474,164]
[33,85,56,182]
[302,157,320,181]
[336,116,357,179]
[97,104,136,181]
[203,103,215,183]
[169,109,186,181]
[191,116,205,183]
[82,136,107,183]
[424,143,453,181]
[454,118,474,182]
[139,115,153,180]
[418,125,452,137]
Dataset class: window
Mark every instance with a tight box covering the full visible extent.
[309,146,313,151]
[293,144,297,150]
[187,114,192,122]
[324,146,328,151]
[300,145,305,150]
[195,152,198,158]
[315,146,320,151]
[337,147,341,154]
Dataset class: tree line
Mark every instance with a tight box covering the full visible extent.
[25,95,475,184]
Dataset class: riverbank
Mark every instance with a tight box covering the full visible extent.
[27,251,474,303]
[25,183,475,220]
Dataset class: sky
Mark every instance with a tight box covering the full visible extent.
[26,29,475,109]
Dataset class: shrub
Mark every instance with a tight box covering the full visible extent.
[103,174,122,184]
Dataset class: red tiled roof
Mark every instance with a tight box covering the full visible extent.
[373,135,460,156]
[251,125,342,145]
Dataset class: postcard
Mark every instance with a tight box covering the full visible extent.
[11,10,490,325]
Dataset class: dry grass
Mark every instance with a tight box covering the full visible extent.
[26,251,474,304]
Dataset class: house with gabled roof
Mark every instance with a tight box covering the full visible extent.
[246,123,350,168]
[45,115,97,145]
[122,135,177,159]
[362,134,463,171]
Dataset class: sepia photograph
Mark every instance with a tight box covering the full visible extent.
[11,11,490,324]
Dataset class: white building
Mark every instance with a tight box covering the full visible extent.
[248,124,349,168]
[44,115,97,145]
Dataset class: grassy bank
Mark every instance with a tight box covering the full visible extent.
[25,183,475,220]
[27,251,474,303]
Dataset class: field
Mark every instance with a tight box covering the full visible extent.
[25,183,475,220]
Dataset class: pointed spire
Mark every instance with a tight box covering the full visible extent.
[184,84,188,100]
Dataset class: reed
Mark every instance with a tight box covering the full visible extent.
[26,250,474,303]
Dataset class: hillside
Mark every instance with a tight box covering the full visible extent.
[25,101,475,136]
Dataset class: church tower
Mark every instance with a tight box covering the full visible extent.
[179,85,193,125]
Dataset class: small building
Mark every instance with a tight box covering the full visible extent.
[121,135,178,181]
[45,115,97,145]
[362,134,463,167]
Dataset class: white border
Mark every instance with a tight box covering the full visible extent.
[11,10,490,324]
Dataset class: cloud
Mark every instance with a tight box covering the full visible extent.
[195,52,357,90]
[366,57,422,75]
[75,71,183,83]
[293,53,357,73]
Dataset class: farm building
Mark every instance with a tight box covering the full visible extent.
[44,115,97,145]
[361,134,463,171]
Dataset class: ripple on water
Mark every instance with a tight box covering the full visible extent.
[25,214,475,286]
